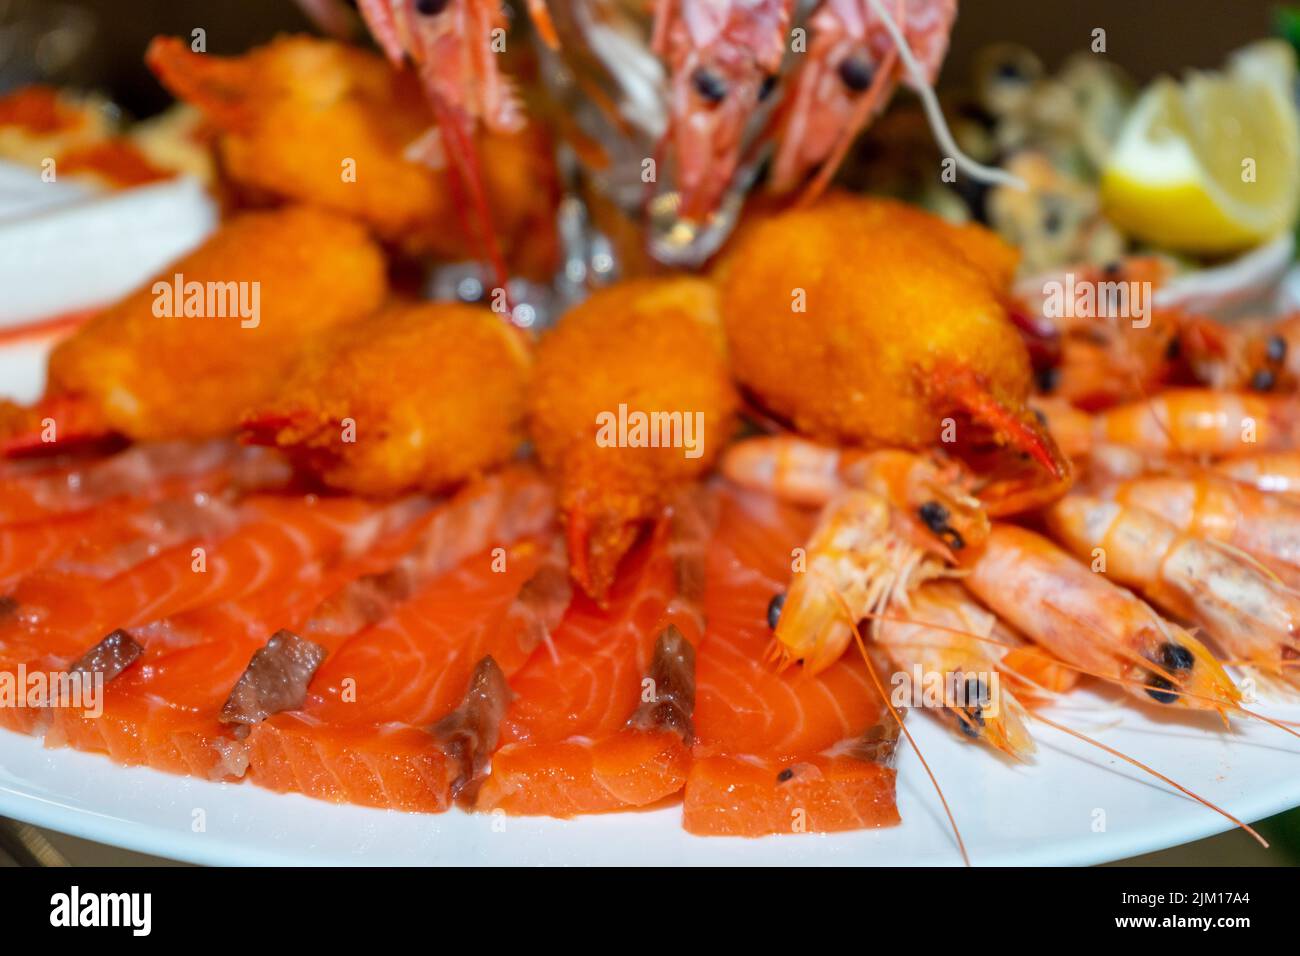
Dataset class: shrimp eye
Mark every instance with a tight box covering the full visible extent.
[776,767,794,782]
[1267,334,1288,363]
[757,73,778,101]
[1160,642,1196,672]
[691,68,728,104]
[837,56,875,93]
[415,0,450,15]
[1251,368,1276,392]
[958,676,988,728]
[1145,674,1179,704]
[918,501,964,550]
[767,591,786,630]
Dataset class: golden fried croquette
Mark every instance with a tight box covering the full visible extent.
[243,302,531,496]
[43,205,386,443]
[530,278,738,600]
[146,34,558,276]
[717,194,1067,509]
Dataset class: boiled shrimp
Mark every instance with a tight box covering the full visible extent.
[1215,451,1300,497]
[1180,313,1300,394]
[963,524,1241,715]
[720,434,989,546]
[1102,474,1300,579]
[770,488,948,674]
[875,581,1036,758]
[1091,389,1300,458]
[1047,494,1300,690]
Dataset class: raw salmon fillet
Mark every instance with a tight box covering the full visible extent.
[476,503,703,817]
[246,470,563,811]
[38,471,552,781]
[682,487,902,836]
[19,493,425,772]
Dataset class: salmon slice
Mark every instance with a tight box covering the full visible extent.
[246,470,566,810]
[247,542,552,810]
[0,440,288,524]
[475,500,704,817]
[681,486,902,837]
[0,482,249,591]
[31,497,434,777]
[0,494,392,666]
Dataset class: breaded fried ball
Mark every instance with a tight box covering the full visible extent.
[244,302,531,496]
[530,278,738,600]
[717,194,1037,451]
[46,205,386,441]
[146,34,558,275]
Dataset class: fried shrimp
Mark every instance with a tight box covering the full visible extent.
[243,302,531,495]
[718,194,1068,514]
[146,34,557,274]
[529,278,738,601]
[2,205,386,453]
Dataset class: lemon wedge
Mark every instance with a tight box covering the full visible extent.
[1100,41,1300,255]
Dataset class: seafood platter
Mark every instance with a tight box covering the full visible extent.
[0,0,1299,866]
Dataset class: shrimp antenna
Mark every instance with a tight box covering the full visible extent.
[1031,711,1268,848]
[863,0,1026,191]
[828,585,972,866]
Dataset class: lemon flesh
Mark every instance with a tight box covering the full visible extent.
[1100,43,1300,255]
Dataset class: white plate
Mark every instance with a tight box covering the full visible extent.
[1,685,1298,866]
[0,343,1298,866]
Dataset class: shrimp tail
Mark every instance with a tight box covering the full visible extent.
[145,36,257,133]
[0,393,112,457]
[240,408,323,449]
[565,507,640,606]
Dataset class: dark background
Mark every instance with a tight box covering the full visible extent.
[5,0,1290,114]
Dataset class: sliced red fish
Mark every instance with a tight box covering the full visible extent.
[476,504,700,817]
[682,486,902,837]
